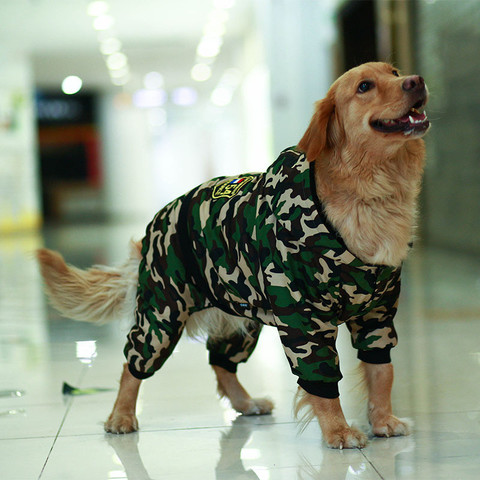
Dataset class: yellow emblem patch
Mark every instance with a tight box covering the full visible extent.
[212,176,254,199]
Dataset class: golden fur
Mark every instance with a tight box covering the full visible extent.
[36,62,429,449]
[37,240,141,325]
[298,62,426,266]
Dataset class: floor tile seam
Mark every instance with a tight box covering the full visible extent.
[37,365,89,479]
[0,401,67,409]
[37,398,74,479]
[137,419,296,433]
[0,395,79,444]
[234,459,372,475]
[0,435,59,442]
[427,409,480,414]
[54,420,298,439]
[395,410,480,420]
[358,448,385,480]
[410,453,480,462]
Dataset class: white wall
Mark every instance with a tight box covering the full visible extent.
[0,50,40,233]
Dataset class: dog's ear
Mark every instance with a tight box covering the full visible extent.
[297,96,336,162]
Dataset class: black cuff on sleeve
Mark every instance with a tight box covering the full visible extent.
[297,378,339,399]
[209,353,238,373]
[127,363,155,380]
[358,348,392,365]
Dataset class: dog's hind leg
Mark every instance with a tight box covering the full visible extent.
[208,323,273,415]
[212,365,274,415]
[105,364,142,434]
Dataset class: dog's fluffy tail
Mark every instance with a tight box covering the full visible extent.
[36,241,142,324]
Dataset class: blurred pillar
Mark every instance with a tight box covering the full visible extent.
[376,0,415,72]
[98,93,154,223]
[255,0,338,155]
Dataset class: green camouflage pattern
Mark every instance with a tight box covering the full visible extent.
[125,148,400,397]
[207,321,263,373]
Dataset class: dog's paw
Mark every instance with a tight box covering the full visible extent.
[104,412,139,434]
[241,397,274,416]
[371,415,411,438]
[323,425,368,450]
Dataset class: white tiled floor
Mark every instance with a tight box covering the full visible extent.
[1,223,480,479]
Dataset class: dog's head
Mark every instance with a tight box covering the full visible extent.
[298,62,430,162]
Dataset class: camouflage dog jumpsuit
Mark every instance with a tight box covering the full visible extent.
[125,148,400,399]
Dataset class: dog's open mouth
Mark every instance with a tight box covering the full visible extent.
[370,101,430,136]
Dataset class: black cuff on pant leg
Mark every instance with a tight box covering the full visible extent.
[297,378,340,399]
[127,363,155,380]
[357,348,392,365]
[209,352,238,373]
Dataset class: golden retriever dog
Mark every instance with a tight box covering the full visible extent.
[37,62,429,449]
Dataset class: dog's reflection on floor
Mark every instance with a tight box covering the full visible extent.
[105,416,261,480]
[297,436,415,480]
[105,432,152,480]
[105,416,414,479]
[215,416,261,480]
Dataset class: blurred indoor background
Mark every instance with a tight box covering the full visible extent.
[0,0,477,256]
[2,1,480,478]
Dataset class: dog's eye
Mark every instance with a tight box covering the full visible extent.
[357,81,374,93]
[392,70,400,77]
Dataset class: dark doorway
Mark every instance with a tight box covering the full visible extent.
[338,0,378,70]
[36,92,103,222]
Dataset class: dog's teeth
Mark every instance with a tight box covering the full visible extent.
[408,115,414,123]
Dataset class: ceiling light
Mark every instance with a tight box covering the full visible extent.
[100,37,122,55]
[109,67,131,86]
[172,87,198,106]
[191,3,231,91]
[93,14,115,31]
[197,36,223,58]
[109,65,129,77]
[106,52,128,70]
[144,72,165,90]
[111,74,130,86]
[211,86,233,106]
[61,76,83,95]
[87,1,109,17]
[203,21,226,37]
[133,89,167,108]
[191,64,212,82]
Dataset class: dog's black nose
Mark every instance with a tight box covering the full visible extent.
[402,75,425,92]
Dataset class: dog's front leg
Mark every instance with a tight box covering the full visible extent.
[298,390,367,449]
[105,363,141,434]
[361,362,410,437]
